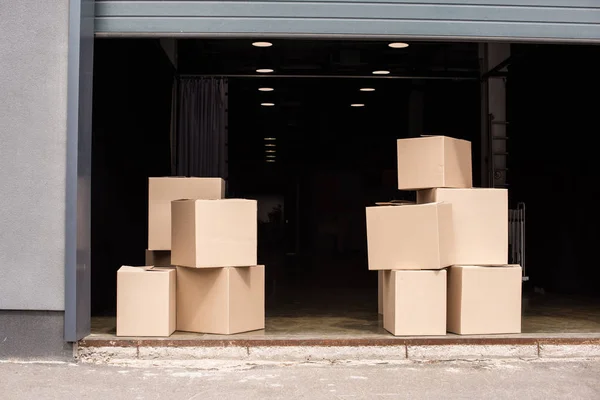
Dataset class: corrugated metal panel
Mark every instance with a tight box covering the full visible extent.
[95,1,600,41]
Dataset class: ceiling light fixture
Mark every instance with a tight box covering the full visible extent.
[266,154,276,158]
[259,87,274,92]
[266,159,276,163]
[264,137,276,141]
[265,143,276,147]
[253,41,273,48]
[360,88,376,92]
[388,42,409,49]
[372,70,390,75]
[261,103,275,107]
[256,68,274,73]
[266,150,276,153]
[351,104,365,107]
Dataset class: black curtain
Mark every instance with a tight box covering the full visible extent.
[176,77,228,178]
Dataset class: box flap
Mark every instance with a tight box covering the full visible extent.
[453,264,521,269]
[375,200,415,206]
[119,265,170,273]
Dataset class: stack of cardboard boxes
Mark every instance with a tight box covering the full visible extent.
[368,136,522,336]
[116,177,265,337]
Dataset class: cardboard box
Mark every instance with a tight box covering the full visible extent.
[418,188,508,265]
[378,270,383,315]
[145,250,171,267]
[383,269,447,336]
[148,177,225,250]
[171,199,257,268]
[397,136,472,190]
[116,266,176,337]
[176,266,265,335]
[447,265,522,335]
[366,202,454,270]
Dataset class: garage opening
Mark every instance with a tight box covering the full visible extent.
[89,38,600,339]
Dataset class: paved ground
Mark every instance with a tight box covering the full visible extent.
[1,359,599,399]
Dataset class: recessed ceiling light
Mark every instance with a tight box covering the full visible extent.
[351,104,365,107]
[266,150,276,153]
[265,143,276,147]
[266,159,276,163]
[256,68,274,73]
[259,87,274,92]
[266,154,276,158]
[372,70,390,75]
[264,137,276,141]
[253,41,273,48]
[389,42,409,49]
[360,88,376,92]
[261,103,275,107]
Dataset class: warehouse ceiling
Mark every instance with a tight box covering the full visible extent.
[177,39,479,77]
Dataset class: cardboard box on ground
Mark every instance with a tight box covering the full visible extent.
[447,265,522,335]
[116,266,176,337]
[370,135,521,336]
[117,177,265,337]
[383,269,447,336]
[177,266,265,335]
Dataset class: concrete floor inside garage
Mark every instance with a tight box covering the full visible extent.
[86,39,600,350]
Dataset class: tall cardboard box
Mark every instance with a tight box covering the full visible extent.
[171,199,257,268]
[366,202,454,270]
[418,188,508,265]
[145,250,171,267]
[383,269,447,336]
[447,265,522,335]
[397,136,472,190]
[177,266,265,335]
[148,177,225,250]
[116,266,176,337]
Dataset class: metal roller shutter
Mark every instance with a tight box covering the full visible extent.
[95,0,600,42]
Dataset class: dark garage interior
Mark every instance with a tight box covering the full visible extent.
[89,38,600,338]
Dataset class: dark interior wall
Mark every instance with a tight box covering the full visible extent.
[91,39,174,315]
[510,45,600,296]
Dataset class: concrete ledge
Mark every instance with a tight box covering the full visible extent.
[77,336,600,365]
[248,345,407,362]
[407,344,538,360]
[539,344,600,358]
[138,346,248,360]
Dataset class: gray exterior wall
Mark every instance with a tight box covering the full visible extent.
[95,0,600,41]
[0,1,69,312]
[0,0,93,358]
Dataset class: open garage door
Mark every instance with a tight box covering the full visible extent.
[95,1,600,42]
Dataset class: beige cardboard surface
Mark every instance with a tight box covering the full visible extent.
[145,250,171,267]
[116,266,176,337]
[176,266,265,335]
[148,177,225,250]
[171,199,257,268]
[366,202,454,270]
[397,136,472,190]
[383,269,447,336]
[447,265,522,335]
[418,188,508,265]
[378,270,383,315]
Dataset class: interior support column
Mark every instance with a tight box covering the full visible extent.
[480,43,510,188]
